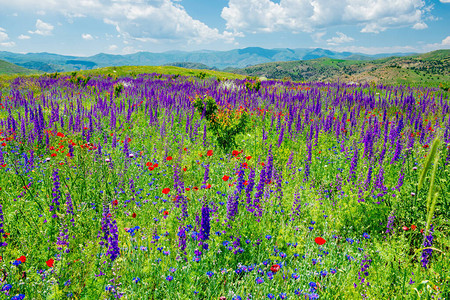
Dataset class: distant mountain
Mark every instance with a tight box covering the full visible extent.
[227,49,450,88]
[0,59,38,75]
[0,47,416,73]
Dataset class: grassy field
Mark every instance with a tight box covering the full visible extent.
[0,72,449,299]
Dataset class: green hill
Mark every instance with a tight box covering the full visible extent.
[0,59,37,75]
[73,65,245,80]
[228,49,450,88]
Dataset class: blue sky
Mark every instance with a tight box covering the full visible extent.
[0,0,449,56]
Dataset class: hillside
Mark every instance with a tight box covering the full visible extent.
[228,49,450,87]
[0,59,38,75]
[72,65,245,80]
[0,47,415,72]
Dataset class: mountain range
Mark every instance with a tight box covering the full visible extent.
[0,47,416,73]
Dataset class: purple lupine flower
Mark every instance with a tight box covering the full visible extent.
[123,136,129,156]
[203,164,210,184]
[45,131,50,148]
[50,169,61,218]
[245,167,255,206]
[97,142,102,157]
[200,204,210,241]
[68,143,74,157]
[379,145,386,164]
[0,204,7,247]
[364,165,373,189]
[178,225,187,252]
[107,219,120,261]
[66,193,75,227]
[277,125,285,147]
[394,169,404,191]
[265,145,273,184]
[110,109,116,131]
[386,212,395,235]
[226,195,238,221]
[421,225,434,269]
[287,151,294,169]
[0,149,4,165]
[56,223,70,251]
[112,133,117,148]
[391,137,403,163]
[173,164,185,195]
[98,202,111,248]
[374,167,387,192]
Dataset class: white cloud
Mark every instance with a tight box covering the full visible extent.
[108,44,118,51]
[412,22,428,30]
[0,27,15,47]
[28,19,54,36]
[18,34,31,40]
[0,41,16,47]
[0,28,8,42]
[0,0,235,45]
[82,33,94,40]
[442,36,450,46]
[327,32,354,45]
[439,0,450,3]
[222,0,429,34]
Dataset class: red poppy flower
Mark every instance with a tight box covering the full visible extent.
[132,212,137,218]
[315,237,326,245]
[222,175,229,181]
[51,153,57,157]
[112,200,118,206]
[243,180,249,186]
[270,264,280,273]
[232,150,239,156]
[146,162,152,167]
[206,184,211,189]
[148,166,154,171]
[107,213,112,218]
[46,258,54,268]
[183,167,187,172]
[193,186,199,191]
[246,156,252,160]
[207,150,213,156]
[186,188,190,191]
[57,132,65,137]
[17,256,26,263]
[163,211,169,216]
[402,226,409,231]
[411,225,417,231]
[166,156,173,161]
[162,188,170,194]
[184,147,187,151]
[242,162,248,168]
[154,163,159,168]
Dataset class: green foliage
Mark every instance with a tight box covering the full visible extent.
[244,78,261,92]
[195,72,207,79]
[193,95,249,151]
[114,82,123,98]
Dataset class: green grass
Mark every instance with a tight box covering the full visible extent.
[73,65,246,80]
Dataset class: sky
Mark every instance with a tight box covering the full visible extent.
[0,0,449,57]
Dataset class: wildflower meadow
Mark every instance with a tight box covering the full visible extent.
[0,73,449,299]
